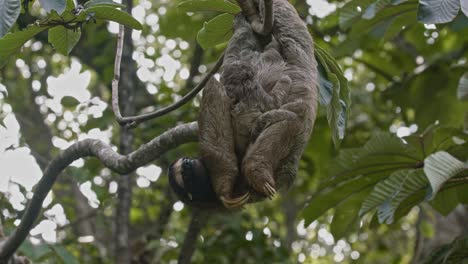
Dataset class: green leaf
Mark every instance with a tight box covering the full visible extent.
[423,151,467,198]
[457,72,468,100]
[462,0,468,17]
[362,0,408,19]
[324,132,420,189]
[314,44,350,147]
[48,26,81,55]
[359,169,429,224]
[197,13,233,49]
[86,6,143,30]
[83,0,125,8]
[0,25,49,67]
[179,0,241,14]
[330,188,372,239]
[302,173,390,226]
[339,0,376,30]
[50,245,79,264]
[38,0,66,13]
[429,187,460,215]
[350,2,418,39]
[0,0,21,37]
[418,0,461,24]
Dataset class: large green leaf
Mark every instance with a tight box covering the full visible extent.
[48,26,81,55]
[339,0,376,30]
[314,44,350,148]
[423,151,467,198]
[0,25,49,67]
[362,0,408,19]
[350,2,418,39]
[50,245,80,264]
[358,169,429,224]
[302,173,389,226]
[330,188,372,239]
[86,6,143,30]
[457,72,468,100]
[197,13,233,49]
[83,0,125,9]
[418,0,461,24]
[0,0,20,37]
[179,0,241,14]
[323,132,421,189]
[38,0,66,13]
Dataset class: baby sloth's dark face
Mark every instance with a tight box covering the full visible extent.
[168,158,219,208]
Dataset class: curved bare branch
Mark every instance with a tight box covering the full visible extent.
[112,24,224,128]
[0,122,198,261]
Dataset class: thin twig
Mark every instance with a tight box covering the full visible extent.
[0,122,198,261]
[112,29,224,128]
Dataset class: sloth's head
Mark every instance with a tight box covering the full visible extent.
[168,157,219,208]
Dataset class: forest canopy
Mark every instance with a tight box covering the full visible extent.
[0,0,467,263]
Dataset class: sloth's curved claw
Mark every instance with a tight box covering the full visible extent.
[264,183,276,199]
[220,192,250,209]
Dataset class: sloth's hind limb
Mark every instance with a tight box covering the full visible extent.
[198,78,249,208]
[242,116,304,199]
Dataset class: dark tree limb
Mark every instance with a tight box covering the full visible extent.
[177,210,209,264]
[115,0,137,260]
[0,122,199,262]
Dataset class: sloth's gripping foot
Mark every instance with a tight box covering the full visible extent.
[220,192,250,208]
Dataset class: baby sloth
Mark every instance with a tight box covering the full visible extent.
[169,0,318,209]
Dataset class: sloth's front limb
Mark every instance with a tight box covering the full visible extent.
[199,78,249,208]
[242,118,303,199]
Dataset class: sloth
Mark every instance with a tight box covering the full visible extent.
[169,0,318,209]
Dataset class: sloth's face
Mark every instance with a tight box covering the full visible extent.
[168,157,218,206]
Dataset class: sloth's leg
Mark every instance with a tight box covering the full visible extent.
[198,78,249,208]
[242,118,302,199]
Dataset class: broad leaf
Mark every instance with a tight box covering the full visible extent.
[423,151,466,198]
[0,25,49,67]
[314,44,350,147]
[457,72,468,100]
[358,169,428,224]
[339,0,375,30]
[48,26,81,55]
[302,174,389,226]
[197,13,233,49]
[38,0,66,13]
[363,0,408,19]
[324,132,420,189]
[50,245,80,264]
[86,6,143,30]
[83,0,125,8]
[179,0,241,14]
[0,0,20,37]
[418,0,461,24]
[330,188,372,239]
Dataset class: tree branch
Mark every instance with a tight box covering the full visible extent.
[0,122,199,261]
[112,25,224,128]
[177,210,209,264]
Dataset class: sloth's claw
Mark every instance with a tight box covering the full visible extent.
[220,192,250,209]
[264,183,276,199]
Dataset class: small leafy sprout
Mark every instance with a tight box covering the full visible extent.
[72,5,85,16]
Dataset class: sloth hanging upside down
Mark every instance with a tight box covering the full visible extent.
[169,0,318,209]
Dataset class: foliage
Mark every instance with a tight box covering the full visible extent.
[0,0,142,65]
[0,0,467,262]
